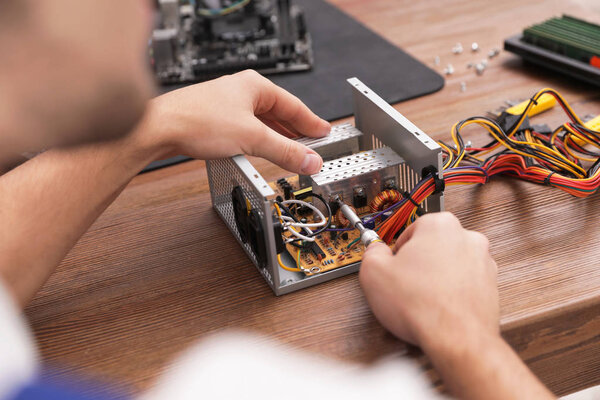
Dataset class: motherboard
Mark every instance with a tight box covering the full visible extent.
[151,0,313,84]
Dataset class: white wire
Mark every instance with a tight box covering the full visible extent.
[282,222,315,242]
[280,215,325,228]
[280,200,327,228]
[275,199,328,242]
[284,230,315,242]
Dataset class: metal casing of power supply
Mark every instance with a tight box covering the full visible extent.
[206,78,443,295]
[295,122,362,187]
[310,147,404,212]
[295,122,362,160]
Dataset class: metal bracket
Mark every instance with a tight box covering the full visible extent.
[349,77,444,212]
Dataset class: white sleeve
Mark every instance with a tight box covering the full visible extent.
[0,281,37,400]
[143,332,447,400]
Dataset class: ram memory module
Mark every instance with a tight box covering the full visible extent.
[504,15,600,86]
[523,15,600,67]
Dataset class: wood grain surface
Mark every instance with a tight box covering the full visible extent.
[25,0,600,397]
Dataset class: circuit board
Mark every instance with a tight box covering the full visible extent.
[151,0,313,84]
[287,228,365,276]
[269,175,393,276]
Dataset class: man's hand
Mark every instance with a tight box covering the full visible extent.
[359,212,554,400]
[359,212,498,348]
[135,70,330,175]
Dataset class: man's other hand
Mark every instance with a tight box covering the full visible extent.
[359,212,499,348]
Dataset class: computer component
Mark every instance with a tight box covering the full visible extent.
[504,15,600,86]
[206,78,443,295]
[295,123,362,161]
[151,0,313,84]
[310,147,404,215]
[294,122,362,187]
[523,15,599,65]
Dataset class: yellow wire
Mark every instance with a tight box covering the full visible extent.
[277,253,301,272]
[455,118,586,177]
[406,207,418,226]
[439,141,454,169]
[458,88,583,161]
[274,202,304,272]
[563,124,600,150]
[563,136,598,162]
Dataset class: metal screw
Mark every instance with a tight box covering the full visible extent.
[444,64,455,75]
[452,43,464,54]
[466,62,474,69]
[475,63,485,75]
[488,47,500,58]
[471,42,480,52]
[434,55,440,66]
[353,187,365,196]
[460,82,467,92]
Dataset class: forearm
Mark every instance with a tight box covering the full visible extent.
[0,122,164,306]
[422,325,555,400]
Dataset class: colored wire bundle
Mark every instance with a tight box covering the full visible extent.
[376,88,600,243]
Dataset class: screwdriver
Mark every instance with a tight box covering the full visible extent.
[335,197,382,248]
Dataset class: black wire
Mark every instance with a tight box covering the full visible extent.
[563,132,599,156]
[288,240,312,249]
[467,116,582,175]
[467,89,584,160]
[305,193,332,237]
[574,123,600,138]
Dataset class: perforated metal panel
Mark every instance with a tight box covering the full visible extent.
[310,147,430,213]
[297,122,363,187]
[311,147,403,211]
[206,156,277,288]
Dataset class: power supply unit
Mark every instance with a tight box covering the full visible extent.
[206,78,443,295]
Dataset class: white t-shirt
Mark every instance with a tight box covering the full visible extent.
[0,280,443,400]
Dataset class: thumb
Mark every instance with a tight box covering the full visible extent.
[362,241,393,264]
[249,123,323,174]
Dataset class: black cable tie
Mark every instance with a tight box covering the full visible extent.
[402,191,425,216]
[544,172,555,186]
[530,97,539,106]
[421,166,445,195]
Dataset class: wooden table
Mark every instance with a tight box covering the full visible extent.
[25,0,600,397]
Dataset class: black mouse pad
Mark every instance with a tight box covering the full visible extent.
[143,0,444,173]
